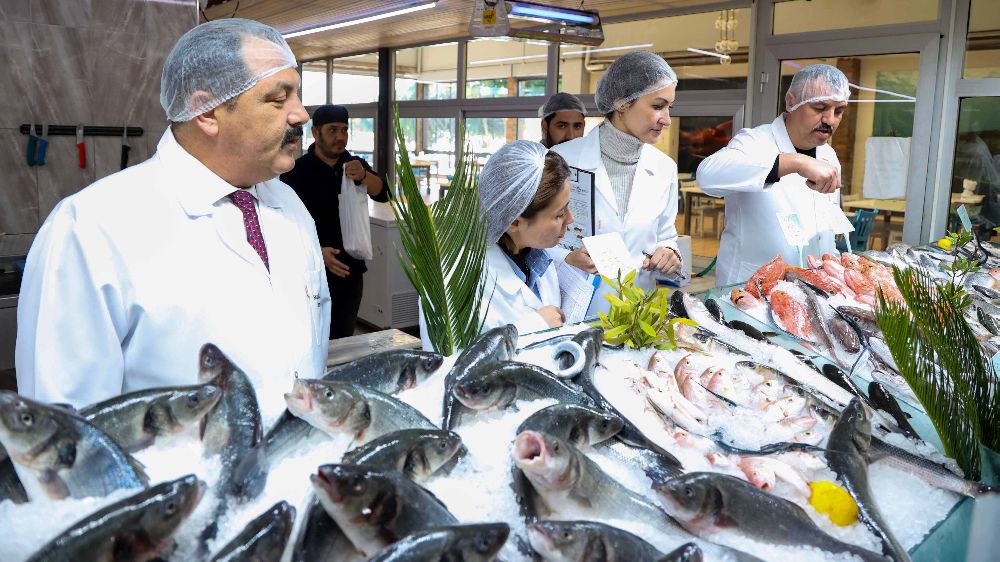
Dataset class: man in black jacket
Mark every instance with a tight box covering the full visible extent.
[282,105,389,338]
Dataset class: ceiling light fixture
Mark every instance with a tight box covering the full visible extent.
[471,43,653,66]
[507,1,597,25]
[282,1,436,39]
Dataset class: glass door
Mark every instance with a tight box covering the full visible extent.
[756,32,941,247]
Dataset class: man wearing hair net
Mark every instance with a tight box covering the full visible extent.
[16,19,331,415]
[539,92,586,148]
[281,105,389,340]
[697,64,853,286]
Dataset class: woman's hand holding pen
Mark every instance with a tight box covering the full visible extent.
[565,247,597,274]
[643,247,682,275]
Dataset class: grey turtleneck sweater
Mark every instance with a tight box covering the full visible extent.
[599,121,645,217]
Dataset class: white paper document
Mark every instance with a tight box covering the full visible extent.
[557,261,600,324]
[582,232,641,280]
[557,167,596,251]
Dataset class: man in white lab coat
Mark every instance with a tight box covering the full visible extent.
[697,64,853,286]
[15,19,331,414]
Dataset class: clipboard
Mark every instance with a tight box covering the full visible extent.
[557,166,596,251]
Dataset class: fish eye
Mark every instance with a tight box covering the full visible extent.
[684,486,694,497]
[188,394,199,405]
[598,420,609,432]
[165,501,177,515]
[324,389,334,399]
[553,443,560,453]
[562,531,572,539]
[478,385,491,396]
[20,412,33,426]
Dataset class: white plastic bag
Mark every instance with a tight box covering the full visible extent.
[339,174,373,260]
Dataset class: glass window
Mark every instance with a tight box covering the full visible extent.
[564,10,750,96]
[518,78,546,97]
[464,117,509,158]
[466,39,548,98]
[395,43,459,100]
[301,61,327,106]
[397,118,457,195]
[779,54,921,251]
[331,52,379,105]
[773,0,937,35]
[964,0,1000,79]
[948,97,1000,238]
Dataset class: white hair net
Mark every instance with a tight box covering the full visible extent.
[785,64,851,113]
[479,140,549,244]
[595,51,677,114]
[538,92,586,119]
[160,18,297,122]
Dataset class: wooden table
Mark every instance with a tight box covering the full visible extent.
[842,193,985,220]
[680,183,720,236]
[326,328,421,368]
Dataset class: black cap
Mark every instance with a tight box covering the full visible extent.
[311,105,349,128]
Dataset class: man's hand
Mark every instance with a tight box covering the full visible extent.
[643,247,682,274]
[344,159,367,182]
[781,153,840,194]
[537,305,566,328]
[565,247,597,274]
[322,247,350,278]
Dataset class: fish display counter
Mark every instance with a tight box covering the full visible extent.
[1,303,996,561]
[699,243,1000,561]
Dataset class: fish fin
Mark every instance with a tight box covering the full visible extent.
[713,513,739,529]
[39,469,70,500]
[656,542,702,562]
[127,454,150,486]
[568,487,593,508]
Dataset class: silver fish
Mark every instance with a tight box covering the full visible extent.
[311,463,459,557]
[0,391,146,501]
[27,474,204,562]
[653,472,884,562]
[368,523,509,562]
[285,379,436,447]
[442,325,519,429]
[209,501,295,562]
[80,384,221,453]
[341,428,464,481]
[826,399,911,562]
[528,520,701,562]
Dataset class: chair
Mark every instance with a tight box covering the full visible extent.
[848,208,879,252]
[691,198,724,239]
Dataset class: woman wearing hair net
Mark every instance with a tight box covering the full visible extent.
[551,51,683,317]
[697,64,853,286]
[479,141,575,334]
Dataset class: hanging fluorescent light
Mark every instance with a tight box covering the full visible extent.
[470,43,653,66]
[282,1,437,39]
[687,47,731,61]
[508,1,597,25]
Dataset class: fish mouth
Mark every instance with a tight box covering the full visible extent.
[512,431,547,469]
[526,523,555,554]
[651,482,685,517]
[313,468,343,503]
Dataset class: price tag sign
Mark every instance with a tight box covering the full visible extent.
[482,8,496,24]
[776,212,809,247]
[957,205,973,233]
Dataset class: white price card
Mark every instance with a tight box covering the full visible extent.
[582,232,640,280]
[776,212,809,247]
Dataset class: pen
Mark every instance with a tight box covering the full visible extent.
[644,249,690,280]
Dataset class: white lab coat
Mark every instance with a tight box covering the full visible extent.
[417,245,560,351]
[697,115,846,287]
[550,126,681,317]
[15,129,331,417]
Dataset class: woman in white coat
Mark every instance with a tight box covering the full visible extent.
[551,51,683,317]
[479,140,575,335]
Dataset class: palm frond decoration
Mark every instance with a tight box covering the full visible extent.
[388,107,489,355]
[874,265,1000,479]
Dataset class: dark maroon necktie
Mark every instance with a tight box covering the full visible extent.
[228,189,269,270]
